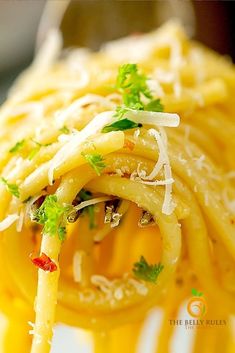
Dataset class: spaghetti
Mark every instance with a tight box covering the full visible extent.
[0,21,235,353]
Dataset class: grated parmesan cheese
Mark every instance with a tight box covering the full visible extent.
[133,127,175,215]
[148,128,175,215]
[114,287,124,300]
[49,108,179,184]
[90,274,148,302]
[138,178,174,186]
[127,278,148,296]
[193,155,205,171]
[134,129,141,139]
[91,275,113,292]
[125,110,180,127]
[73,251,85,283]
[110,212,122,228]
[48,111,115,184]
[178,153,187,165]
[28,321,35,335]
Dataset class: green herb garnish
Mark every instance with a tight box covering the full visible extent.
[145,98,164,112]
[9,139,25,153]
[115,63,164,117]
[59,125,70,134]
[102,118,142,133]
[116,63,151,111]
[0,177,20,198]
[58,226,66,240]
[102,63,163,132]
[33,195,70,240]
[28,146,41,160]
[81,152,106,176]
[133,256,164,283]
[79,189,96,229]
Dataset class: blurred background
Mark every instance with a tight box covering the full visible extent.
[0,0,235,103]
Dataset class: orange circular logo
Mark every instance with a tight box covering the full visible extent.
[187,296,207,318]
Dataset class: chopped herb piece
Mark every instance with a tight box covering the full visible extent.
[145,98,164,112]
[79,189,96,229]
[133,256,164,283]
[113,106,129,119]
[0,177,20,198]
[116,63,151,109]
[9,139,25,153]
[28,146,41,160]
[33,195,70,240]
[31,140,42,147]
[112,63,164,120]
[87,205,95,229]
[31,252,57,272]
[79,189,92,201]
[58,226,66,240]
[81,152,106,176]
[59,125,70,134]
[102,118,142,133]
[103,64,163,131]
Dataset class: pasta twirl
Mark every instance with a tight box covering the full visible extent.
[0,21,235,353]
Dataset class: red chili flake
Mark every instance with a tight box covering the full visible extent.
[30,252,57,272]
[124,139,135,151]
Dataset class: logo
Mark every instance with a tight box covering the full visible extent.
[187,288,207,318]
[169,288,227,329]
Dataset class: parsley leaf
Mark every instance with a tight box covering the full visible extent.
[102,118,142,133]
[102,63,163,131]
[59,126,70,134]
[58,226,66,240]
[145,98,164,112]
[116,63,163,114]
[133,256,164,283]
[113,106,129,119]
[28,146,41,160]
[79,189,96,229]
[81,152,106,176]
[33,195,70,240]
[9,139,25,153]
[116,63,152,109]
[0,177,20,198]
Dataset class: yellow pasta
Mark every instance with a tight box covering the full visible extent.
[0,21,235,353]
